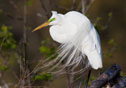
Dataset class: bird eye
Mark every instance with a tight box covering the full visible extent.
[48,18,56,22]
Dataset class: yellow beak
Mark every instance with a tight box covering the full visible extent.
[32,21,50,32]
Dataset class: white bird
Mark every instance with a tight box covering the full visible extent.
[33,11,103,88]
[33,11,103,71]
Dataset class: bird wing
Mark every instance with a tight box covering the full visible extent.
[82,26,102,69]
[91,26,101,54]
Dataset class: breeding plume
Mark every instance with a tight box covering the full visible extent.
[33,11,103,72]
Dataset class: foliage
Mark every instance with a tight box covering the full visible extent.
[108,39,117,47]
[0,9,3,14]
[25,0,33,6]
[106,52,112,58]
[33,72,53,81]
[0,65,8,71]
[39,40,56,60]
[0,25,16,50]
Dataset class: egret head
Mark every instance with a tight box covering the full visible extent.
[32,11,62,32]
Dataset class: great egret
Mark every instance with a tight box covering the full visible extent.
[33,11,103,87]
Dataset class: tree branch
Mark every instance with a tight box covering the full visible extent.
[71,0,77,10]
[89,64,121,88]
[39,0,51,18]
[112,77,126,88]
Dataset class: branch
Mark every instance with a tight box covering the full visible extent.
[18,0,31,87]
[85,0,95,13]
[81,0,86,14]
[89,64,121,88]
[80,0,96,14]
[39,0,51,18]
[9,0,20,13]
[112,77,126,88]
[71,0,77,10]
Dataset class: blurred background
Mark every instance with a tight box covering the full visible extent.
[0,0,126,87]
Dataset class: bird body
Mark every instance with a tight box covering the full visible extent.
[33,11,103,71]
[49,11,102,70]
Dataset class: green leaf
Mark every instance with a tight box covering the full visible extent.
[108,39,116,46]
[26,0,33,6]
[0,9,3,14]
[0,25,16,49]
[39,46,50,54]
[108,39,114,44]
[108,12,112,17]
[106,52,112,58]
[8,32,13,37]
[0,65,8,71]
[1,25,8,31]
[26,26,31,30]
[41,40,46,45]
[33,72,53,81]
[39,40,56,60]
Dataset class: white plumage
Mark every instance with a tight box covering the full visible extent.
[49,11,102,70]
[33,11,103,72]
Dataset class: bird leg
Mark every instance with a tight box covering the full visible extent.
[84,69,92,88]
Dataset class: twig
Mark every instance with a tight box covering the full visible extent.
[24,2,32,87]
[81,0,86,14]
[9,0,20,13]
[71,0,77,10]
[56,6,69,11]
[103,13,112,30]
[18,0,31,87]
[85,0,95,13]
[23,1,27,73]
[39,0,51,18]
[78,0,96,14]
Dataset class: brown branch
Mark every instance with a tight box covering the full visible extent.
[23,2,27,72]
[18,0,31,87]
[81,0,86,14]
[23,2,32,88]
[56,6,69,11]
[88,64,121,88]
[9,0,20,13]
[71,0,77,10]
[8,0,24,21]
[85,0,95,13]
[39,0,51,18]
[5,13,23,21]
[78,0,96,14]
[103,13,112,30]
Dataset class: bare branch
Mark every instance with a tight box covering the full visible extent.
[89,64,121,88]
[71,0,77,10]
[80,0,96,14]
[85,0,95,13]
[39,0,51,18]
[81,0,87,14]
[112,77,126,88]
[9,0,20,14]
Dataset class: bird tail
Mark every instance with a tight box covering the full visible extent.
[86,50,103,69]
